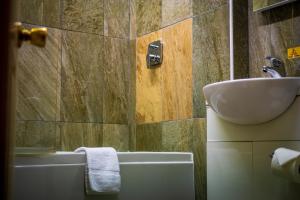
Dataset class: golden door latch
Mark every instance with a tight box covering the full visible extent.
[14,22,48,48]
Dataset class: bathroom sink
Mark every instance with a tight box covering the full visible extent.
[203,78,300,125]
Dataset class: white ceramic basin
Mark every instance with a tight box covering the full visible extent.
[203,78,300,125]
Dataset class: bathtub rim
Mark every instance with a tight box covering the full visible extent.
[14,151,193,166]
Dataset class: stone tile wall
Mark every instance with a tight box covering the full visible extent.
[16,1,300,200]
[15,0,248,199]
[248,0,300,77]
[135,19,192,123]
[16,0,131,151]
[132,1,233,199]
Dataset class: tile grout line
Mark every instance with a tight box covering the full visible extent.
[16,120,130,126]
[20,22,131,40]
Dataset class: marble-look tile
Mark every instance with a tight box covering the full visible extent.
[135,118,206,199]
[161,119,193,151]
[128,37,136,153]
[162,19,192,121]
[161,0,192,27]
[193,6,230,118]
[130,0,137,39]
[18,0,43,25]
[270,3,298,76]
[103,37,129,124]
[43,0,61,28]
[58,122,103,151]
[162,121,181,151]
[56,49,62,123]
[192,118,207,200]
[248,0,271,77]
[136,30,163,123]
[15,0,21,21]
[193,0,227,17]
[58,122,82,151]
[293,1,300,45]
[128,40,136,124]
[103,124,129,151]
[129,123,136,151]
[104,0,130,38]
[233,0,249,79]
[17,26,61,121]
[62,0,104,34]
[16,121,56,149]
[61,31,103,123]
[136,123,162,151]
[249,0,300,77]
[84,125,103,148]
[292,2,300,76]
[55,124,62,150]
[133,0,162,36]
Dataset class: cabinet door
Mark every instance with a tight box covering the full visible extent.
[207,142,253,200]
[253,141,300,200]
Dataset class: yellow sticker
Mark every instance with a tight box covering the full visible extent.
[288,46,300,59]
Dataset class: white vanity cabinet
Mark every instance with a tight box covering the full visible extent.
[207,97,300,200]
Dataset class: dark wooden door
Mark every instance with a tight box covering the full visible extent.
[0,0,17,199]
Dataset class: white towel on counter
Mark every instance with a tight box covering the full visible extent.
[74,147,121,195]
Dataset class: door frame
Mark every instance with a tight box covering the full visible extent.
[0,0,13,199]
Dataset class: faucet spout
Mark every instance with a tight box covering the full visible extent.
[261,56,285,78]
[262,66,282,78]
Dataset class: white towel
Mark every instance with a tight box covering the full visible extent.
[74,147,121,195]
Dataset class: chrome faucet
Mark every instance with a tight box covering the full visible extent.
[261,56,284,78]
[262,66,282,78]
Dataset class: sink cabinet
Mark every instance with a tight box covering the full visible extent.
[207,96,300,200]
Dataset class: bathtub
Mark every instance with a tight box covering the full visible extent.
[12,152,195,200]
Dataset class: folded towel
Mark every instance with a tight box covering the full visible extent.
[74,147,121,195]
